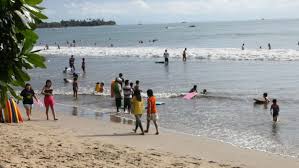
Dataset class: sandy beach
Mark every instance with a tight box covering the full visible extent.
[0,112,298,168]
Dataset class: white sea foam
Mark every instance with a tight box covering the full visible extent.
[35,46,299,61]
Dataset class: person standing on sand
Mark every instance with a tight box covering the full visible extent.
[163,49,169,65]
[123,80,133,113]
[41,80,58,120]
[131,90,145,135]
[182,48,187,62]
[113,78,123,113]
[270,99,279,122]
[69,55,75,71]
[145,89,159,135]
[81,58,86,73]
[20,83,38,120]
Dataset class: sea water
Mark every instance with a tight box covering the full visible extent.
[29,19,299,158]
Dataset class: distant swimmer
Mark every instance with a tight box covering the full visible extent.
[182,48,187,62]
[242,43,245,50]
[110,44,114,47]
[268,43,271,50]
[45,44,49,50]
[63,67,68,73]
[57,44,60,49]
[163,49,169,65]
[189,85,198,93]
[201,89,207,95]
[270,99,279,122]
[259,46,262,49]
[63,78,73,83]
[254,92,270,104]
[73,72,79,79]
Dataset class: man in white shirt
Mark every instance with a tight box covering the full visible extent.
[163,49,169,65]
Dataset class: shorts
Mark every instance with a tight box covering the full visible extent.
[44,96,55,108]
[23,104,33,109]
[165,57,169,63]
[147,113,158,121]
[73,87,78,92]
[115,98,122,108]
[273,111,279,117]
[124,98,131,109]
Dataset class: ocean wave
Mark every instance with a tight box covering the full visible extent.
[35,46,299,61]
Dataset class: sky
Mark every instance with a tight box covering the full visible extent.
[42,0,299,24]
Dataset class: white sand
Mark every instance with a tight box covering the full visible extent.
[0,112,298,168]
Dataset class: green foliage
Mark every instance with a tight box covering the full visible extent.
[0,0,47,107]
[38,18,116,28]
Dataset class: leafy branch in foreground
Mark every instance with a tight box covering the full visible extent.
[0,0,47,107]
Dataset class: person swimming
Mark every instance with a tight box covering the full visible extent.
[63,67,68,73]
[201,89,207,95]
[189,85,198,93]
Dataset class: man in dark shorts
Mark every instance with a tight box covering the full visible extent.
[69,55,75,71]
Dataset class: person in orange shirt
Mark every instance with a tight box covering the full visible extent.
[145,89,159,135]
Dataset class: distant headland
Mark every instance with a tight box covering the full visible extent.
[38,19,116,28]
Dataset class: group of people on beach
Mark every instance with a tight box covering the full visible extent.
[110,73,159,135]
[19,80,58,121]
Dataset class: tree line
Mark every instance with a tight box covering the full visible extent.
[38,19,116,28]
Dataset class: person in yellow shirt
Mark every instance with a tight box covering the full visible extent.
[131,90,145,135]
[95,82,104,93]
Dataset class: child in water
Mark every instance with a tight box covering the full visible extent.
[95,82,104,93]
[263,93,270,103]
[189,85,198,93]
[270,99,279,122]
[145,89,159,135]
[73,77,78,99]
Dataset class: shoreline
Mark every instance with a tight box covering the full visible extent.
[1,111,298,168]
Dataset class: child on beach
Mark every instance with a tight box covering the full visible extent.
[73,77,78,99]
[41,80,58,120]
[123,80,133,113]
[145,89,159,135]
[131,90,145,135]
[270,99,279,122]
[20,83,38,120]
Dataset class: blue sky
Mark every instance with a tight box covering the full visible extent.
[42,0,299,24]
